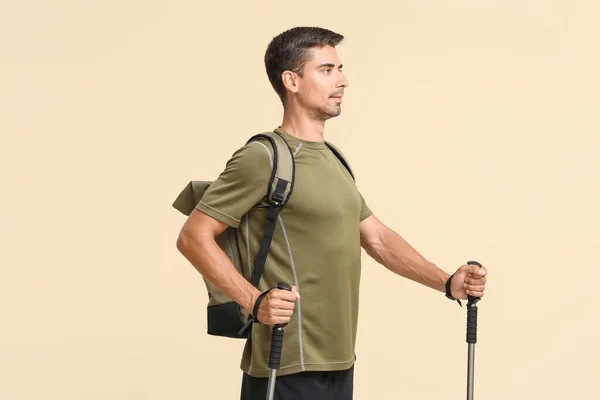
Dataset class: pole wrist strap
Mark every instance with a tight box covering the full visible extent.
[445,273,463,307]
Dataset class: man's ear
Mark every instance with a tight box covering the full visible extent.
[282,71,299,94]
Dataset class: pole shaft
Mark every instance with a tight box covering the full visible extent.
[266,369,277,400]
[467,343,475,400]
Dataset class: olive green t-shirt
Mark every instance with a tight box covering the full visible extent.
[195,127,372,378]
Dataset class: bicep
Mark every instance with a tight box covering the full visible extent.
[359,214,385,250]
[179,209,229,246]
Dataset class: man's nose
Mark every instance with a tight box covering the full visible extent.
[337,72,349,88]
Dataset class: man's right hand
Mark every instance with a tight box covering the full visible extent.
[254,286,301,325]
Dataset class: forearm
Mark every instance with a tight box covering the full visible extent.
[364,227,450,293]
[176,233,260,314]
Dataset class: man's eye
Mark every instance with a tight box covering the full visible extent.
[324,68,331,74]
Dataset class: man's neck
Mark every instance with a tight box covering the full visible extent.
[280,108,326,143]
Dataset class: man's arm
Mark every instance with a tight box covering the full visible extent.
[359,214,487,299]
[176,209,298,324]
[359,214,450,293]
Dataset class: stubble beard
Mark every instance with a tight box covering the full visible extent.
[312,103,342,121]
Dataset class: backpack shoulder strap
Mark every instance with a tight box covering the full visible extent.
[325,141,355,181]
[246,131,295,207]
[242,130,295,295]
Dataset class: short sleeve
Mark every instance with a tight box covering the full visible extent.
[195,140,273,228]
[359,192,372,222]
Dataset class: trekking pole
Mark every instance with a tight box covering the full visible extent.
[466,260,483,400]
[266,282,292,400]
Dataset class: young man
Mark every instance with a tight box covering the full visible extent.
[176,27,488,400]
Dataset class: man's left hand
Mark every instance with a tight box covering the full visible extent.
[450,264,488,300]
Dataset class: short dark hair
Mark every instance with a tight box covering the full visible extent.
[264,27,344,104]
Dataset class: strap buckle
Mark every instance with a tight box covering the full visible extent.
[271,191,284,206]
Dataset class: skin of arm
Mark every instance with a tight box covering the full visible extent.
[359,214,487,299]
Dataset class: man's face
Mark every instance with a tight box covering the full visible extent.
[295,45,349,120]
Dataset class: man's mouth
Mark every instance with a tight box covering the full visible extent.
[330,90,344,98]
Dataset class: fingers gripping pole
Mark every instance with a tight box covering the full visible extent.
[266,282,291,400]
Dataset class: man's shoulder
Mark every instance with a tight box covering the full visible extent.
[215,135,275,186]
[228,136,274,167]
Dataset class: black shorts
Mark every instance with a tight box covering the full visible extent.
[240,366,354,400]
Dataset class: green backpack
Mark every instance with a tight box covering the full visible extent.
[172,130,355,339]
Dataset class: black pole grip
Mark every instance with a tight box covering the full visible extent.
[268,326,285,369]
[467,306,478,344]
[268,282,292,370]
[277,282,292,292]
[466,261,482,344]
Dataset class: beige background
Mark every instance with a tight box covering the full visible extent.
[2,1,599,399]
